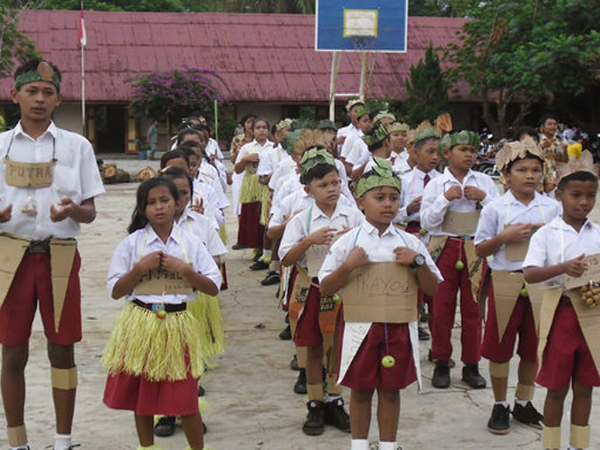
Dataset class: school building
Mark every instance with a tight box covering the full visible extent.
[0,10,478,154]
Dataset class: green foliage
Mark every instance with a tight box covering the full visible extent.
[218,119,238,146]
[41,0,184,12]
[402,43,449,126]
[0,5,41,79]
[129,68,229,131]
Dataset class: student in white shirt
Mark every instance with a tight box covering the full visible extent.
[335,98,363,157]
[103,178,220,450]
[421,130,499,390]
[340,107,372,176]
[280,148,363,437]
[319,159,442,450]
[349,112,395,181]
[0,60,105,450]
[523,167,600,450]
[474,139,560,435]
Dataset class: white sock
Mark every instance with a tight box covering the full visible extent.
[9,446,29,450]
[263,249,272,256]
[327,394,342,402]
[515,399,528,407]
[54,433,72,450]
[351,439,369,450]
[379,441,397,450]
[495,400,510,408]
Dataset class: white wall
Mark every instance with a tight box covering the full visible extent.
[53,104,83,134]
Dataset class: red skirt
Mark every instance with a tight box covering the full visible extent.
[237,202,265,249]
[103,370,198,416]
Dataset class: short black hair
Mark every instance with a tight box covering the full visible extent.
[176,128,202,146]
[414,136,440,150]
[515,126,539,143]
[14,59,62,92]
[505,153,544,174]
[159,166,194,199]
[303,163,338,185]
[557,171,599,191]
[160,149,189,169]
[539,114,558,127]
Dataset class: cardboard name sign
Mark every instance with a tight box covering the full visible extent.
[5,159,55,188]
[306,235,341,278]
[343,262,418,323]
[245,161,259,174]
[503,225,541,261]
[491,270,525,341]
[563,253,600,290]
[441,210,480,236]
[134,269,194,295]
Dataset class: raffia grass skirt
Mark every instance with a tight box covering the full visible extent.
[187,292,225,369]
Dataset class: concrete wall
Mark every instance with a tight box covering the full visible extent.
[53,104,83,134]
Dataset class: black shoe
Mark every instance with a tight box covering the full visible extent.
[261,271,280,285]
[232,243,248,250]
[198,383,205,397]
[418,325,430,341]
[487,403,510,435]
[154,415,176,437]
[290,354,300,371]
[462,363,487,389]
[432,360,451,388]
[427,350,455,367]
[324,398,351,432]
[252,251,263,262]
[279,324,292,340]
[302,400,325,435]
[512,401,543,429]
[249,260,269,271]
[294,369,307,394]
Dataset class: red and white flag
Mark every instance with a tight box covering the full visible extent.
[78,8,86,46]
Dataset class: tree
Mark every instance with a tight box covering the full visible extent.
[402,43,449,126]
[0,1,41,78]
[128,67,229,133]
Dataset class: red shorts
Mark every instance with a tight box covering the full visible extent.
[338,311,417,390]
[481,282,537,363]
[104,370,198,416]
[536,303,600,390]
[293,281,323,347]
[0,251,82,346]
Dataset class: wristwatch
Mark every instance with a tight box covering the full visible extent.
[410,254,426,269]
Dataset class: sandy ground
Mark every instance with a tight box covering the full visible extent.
[1,156,599,450]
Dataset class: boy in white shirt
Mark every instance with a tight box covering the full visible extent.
[279,148,363,436]
[475,139,561,435]
[523,162,600,450]
[319,159,442,450]
[421,130,499,389]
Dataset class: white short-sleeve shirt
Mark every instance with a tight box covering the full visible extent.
[178,207,227,257]
[396,167,441,224]
[257,144,291,177]
[318,221,443,284]
[107,223,222,304]
[279,202,363,267]
[0,121,105,239]
[421,167,499,237]
[475,191,561,271]
[522,216,600,287]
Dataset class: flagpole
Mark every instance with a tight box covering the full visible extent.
[80,2,86,137]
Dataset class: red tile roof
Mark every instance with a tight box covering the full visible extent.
[2,10,469,104]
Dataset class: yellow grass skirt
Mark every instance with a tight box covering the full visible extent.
[102,302,204,382]
[259,187,271,226]
[239,172,266,204]
[187,292,225,368]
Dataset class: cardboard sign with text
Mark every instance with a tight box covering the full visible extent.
[134,269,194,295]
[563,253,600,290]
[441,210,480,236]
[343,262,418,323]
[5,159,55,188]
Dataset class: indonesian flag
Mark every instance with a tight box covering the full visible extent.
[78,8,86,46]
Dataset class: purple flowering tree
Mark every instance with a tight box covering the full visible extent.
[129,67,229,132]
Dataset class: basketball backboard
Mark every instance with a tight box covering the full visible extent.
[315,0,408,52]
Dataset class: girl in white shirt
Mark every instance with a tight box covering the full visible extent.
[102,178,221,450]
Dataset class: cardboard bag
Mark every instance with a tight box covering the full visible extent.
[343,262,418,323]
[535,286,563,376]
[563,253,600,290]
[465,239,486,305]
[133,268,194,295]
[491,271,525,341]
[0,234,29,310]
[50,239,77,332]
[441,210,480,236]
[505,240,530,261]
[288,265,311,326]
[569,289,600,376]
[427,235,448,263]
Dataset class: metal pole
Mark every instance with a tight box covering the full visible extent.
[358,52,368,102]
[214,99,219,142]
[329,51,341,122]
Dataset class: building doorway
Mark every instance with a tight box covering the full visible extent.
[95,105,126,153]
